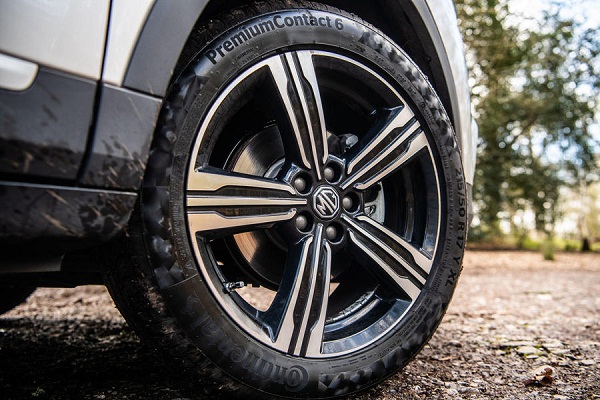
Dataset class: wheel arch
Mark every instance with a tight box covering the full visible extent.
[123,0,475,189]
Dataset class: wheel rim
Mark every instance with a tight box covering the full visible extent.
[185,50,441,358]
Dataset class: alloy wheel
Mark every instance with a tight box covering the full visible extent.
[185,49,441,358]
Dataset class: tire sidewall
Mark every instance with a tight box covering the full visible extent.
[143,8,467,398]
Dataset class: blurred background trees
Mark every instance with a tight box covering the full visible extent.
[455,0,600,253]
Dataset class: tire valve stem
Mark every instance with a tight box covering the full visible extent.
[365,205,376,216]
[223,281,246,293]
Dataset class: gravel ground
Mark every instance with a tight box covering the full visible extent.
[1,251,599,400]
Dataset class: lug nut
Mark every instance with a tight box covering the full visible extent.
[294,177,307,192]
[296,215,309,231]
[324,166,335,182]
[342,196,354,211]
[325,225,338,241]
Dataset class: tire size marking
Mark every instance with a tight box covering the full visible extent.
[445,268,458,287]
[455,166,467,250]
[447,167,466,287]
[206,13,345,65]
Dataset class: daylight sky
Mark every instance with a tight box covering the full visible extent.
[510,0,600,28]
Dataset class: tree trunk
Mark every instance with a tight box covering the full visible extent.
[582,237,591,252]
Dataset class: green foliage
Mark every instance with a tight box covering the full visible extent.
[520,236,541,251]
[542,238,555,261]
[31,387,47,398]
[466,232,599,252]
[455,0,600,242]
[563,240,579,252]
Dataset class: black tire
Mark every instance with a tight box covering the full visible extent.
[0,285,35,315]
[107,1,467,398]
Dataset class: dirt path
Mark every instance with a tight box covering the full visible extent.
[1,251,599,399]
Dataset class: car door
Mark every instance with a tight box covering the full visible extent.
[0,0,110,180]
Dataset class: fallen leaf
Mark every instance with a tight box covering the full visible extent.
[523,365,555,387]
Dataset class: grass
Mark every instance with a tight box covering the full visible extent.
[468,234,599,253]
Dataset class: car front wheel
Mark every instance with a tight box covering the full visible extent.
[107,2,467,397]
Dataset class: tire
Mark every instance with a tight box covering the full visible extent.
[0,285,35,315]
[107,1,467,398]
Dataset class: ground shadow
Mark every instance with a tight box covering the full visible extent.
[0,318,223,400]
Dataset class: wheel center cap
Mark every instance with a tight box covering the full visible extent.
[312,185,340,219]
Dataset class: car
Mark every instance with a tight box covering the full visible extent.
[0,0,476,397]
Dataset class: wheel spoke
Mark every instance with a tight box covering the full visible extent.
[342,214,432,300]
[187,167,306,235]
[260,224,332,357]
[266,51,329,179]
[341,106,426,190]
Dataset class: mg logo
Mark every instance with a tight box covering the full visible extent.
[312,186,340,219]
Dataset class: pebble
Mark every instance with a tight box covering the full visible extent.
[558,362,570,367]
[516,345,542,355]
[499,340,536,348]
[542,340,563,349]
[580,359,596,366]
